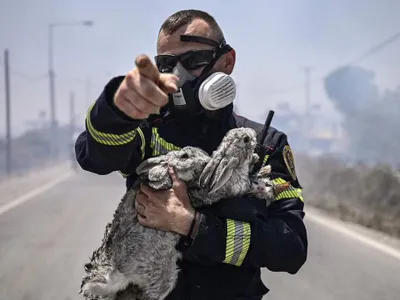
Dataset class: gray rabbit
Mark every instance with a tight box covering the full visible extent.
[80,127,289,300]
[80,146,211,300]
[197,127,259,202]
[197,127,289,206]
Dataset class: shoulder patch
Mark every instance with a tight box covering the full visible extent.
[282,145,297,181]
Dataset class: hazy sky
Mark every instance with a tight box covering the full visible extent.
[0,0,399,137]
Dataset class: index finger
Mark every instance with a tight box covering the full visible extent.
[135,55,160,84]
[168,166,179,182]
[169,166,184,190]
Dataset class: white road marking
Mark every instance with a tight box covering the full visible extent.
[306,210,400,261]
[1,170,400,262]
[0,171,73,216]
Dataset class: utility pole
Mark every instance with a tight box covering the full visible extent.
[69,91,75,135]
[4,49,12,176]
[47,20,93,158]
[301,66,312,149]
[48,24,57,158]
[303,66,311,129]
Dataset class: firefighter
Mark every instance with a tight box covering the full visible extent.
[75,9,308,300]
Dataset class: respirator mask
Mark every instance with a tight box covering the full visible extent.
[155,35,236,119]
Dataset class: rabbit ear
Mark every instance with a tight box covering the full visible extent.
[199,142,230,188]
[135,156,165,175]
[208,157,239,194]
[199,157,220,189]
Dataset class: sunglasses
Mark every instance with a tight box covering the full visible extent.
[154,49,216,73]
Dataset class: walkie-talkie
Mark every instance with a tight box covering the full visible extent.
[250,110,275,178]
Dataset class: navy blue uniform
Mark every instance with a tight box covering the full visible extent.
[75,76,308,300]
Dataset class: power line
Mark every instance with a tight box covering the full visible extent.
[348,31,400,65]
[0,56,106,86]
[0,56,47,82]
[265,30,400,98]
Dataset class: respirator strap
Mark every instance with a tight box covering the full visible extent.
[180,35,233,77]
[180,35,221,47]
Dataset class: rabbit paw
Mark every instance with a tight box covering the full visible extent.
[258,165,272,177]
[251,153,259,165]
[81,281,115,299]
[81,269,131,300]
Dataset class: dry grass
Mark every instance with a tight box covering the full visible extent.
[295,154,400,238]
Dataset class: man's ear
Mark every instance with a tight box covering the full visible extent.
[224,48,236,75]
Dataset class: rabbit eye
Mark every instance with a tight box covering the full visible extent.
[181,153,189,159]
[243,136,250,143]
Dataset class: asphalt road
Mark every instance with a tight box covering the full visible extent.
[0,171,399,300]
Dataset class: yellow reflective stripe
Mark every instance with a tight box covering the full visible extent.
[263,154,270,165]
[118,128,146,178]
[236,222,251,266]
[86,103,137,146]
[223,219,251,267]
[150,127,181,156]
[136,128,146,160]
[273,178,304,202]
[119,171,129,178]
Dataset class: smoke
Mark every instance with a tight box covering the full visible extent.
[324,65,400,165]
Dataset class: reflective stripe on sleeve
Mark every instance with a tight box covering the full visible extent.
[86,103,138,146]
[223,219,251,267]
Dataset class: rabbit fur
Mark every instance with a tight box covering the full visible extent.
[80,146,211,300]
[198,127,260,202]
[249,164,291,206]
[197,127,290,207]
[80,127,289,300]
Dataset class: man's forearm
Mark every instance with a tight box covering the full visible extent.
[178,198,308,274]
[75,77,145,175]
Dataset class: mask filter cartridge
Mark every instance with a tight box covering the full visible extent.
[198,72,236,111]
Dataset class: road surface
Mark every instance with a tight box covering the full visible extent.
[0,170,399,300]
